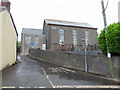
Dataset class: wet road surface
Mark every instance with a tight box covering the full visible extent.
[2,56,119,88]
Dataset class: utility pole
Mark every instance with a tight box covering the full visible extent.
[101,0,113,77]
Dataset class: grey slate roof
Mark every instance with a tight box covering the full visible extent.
[22,28,43,35]
[45,19,97,29]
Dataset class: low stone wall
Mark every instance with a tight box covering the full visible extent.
[29,49,120,81]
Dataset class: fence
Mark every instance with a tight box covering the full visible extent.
[51,43,100,52]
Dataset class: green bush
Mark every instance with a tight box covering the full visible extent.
[98,22,120,55]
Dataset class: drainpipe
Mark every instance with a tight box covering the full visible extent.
[16,35,18,62]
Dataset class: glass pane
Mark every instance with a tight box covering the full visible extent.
[59,29,64,44]
[34,36,39,43]
[26,36,31,42]
[85,30,88,45]
[73,30,77,45]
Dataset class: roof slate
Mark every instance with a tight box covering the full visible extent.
[45,19,97,29]
[22,28,43,35]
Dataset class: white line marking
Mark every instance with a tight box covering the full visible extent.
[19,87,31,88]
[34,87,46,88]
[59,67,76,73]
[2,86,16,88]
[41,68,54,88]
[54,85,119,88]
[2,86,47,88]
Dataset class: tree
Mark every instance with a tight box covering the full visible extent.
[98,22,120,55]
[17,41,21,53]
[18,41,21,45]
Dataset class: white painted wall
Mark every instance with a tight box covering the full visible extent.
[0,10,17,71]
[0,12,2,70]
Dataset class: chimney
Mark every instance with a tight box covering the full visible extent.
[1,0,11,12]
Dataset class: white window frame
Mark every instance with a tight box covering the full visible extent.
[34,36,39,44]
[85,30,89,45]
[51,26,56,29]
[26,36,31,43]
[73,29,77,45]
[59,29,64,44]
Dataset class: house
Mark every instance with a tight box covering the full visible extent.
[21,28,45,55]
[0,0,18,70]
[21,19,98,54]
[43,19,98,51]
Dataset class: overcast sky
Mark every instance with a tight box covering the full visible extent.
[8,0,120,41]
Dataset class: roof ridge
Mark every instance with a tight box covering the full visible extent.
[45,19,85,24]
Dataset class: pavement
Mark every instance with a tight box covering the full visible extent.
[2,55,119,88]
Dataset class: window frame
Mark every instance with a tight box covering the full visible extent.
[26,36,31,43]
[51,26,56,30]
[34,36,39,44]
[73,29,77,45]
[85,30,89,45]
[59,28,64,44]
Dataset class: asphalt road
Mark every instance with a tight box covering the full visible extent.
[2,56,119,88]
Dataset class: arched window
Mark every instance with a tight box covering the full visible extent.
[59,29,64,44]
[85,30,89,45]
[73,29,77,45]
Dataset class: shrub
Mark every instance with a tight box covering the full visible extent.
[98,22,120,55]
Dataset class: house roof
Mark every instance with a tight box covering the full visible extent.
[10,13,18,36]
[44,19,97,30]
[22,28,43,35]
[0,10,18,36]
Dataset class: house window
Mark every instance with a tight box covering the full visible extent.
[51,26,56,29]
[59,29,64,44]
[73,29,77,45]
[26,36,31,43]
[85,30,89,45]
[34,36,39,43]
